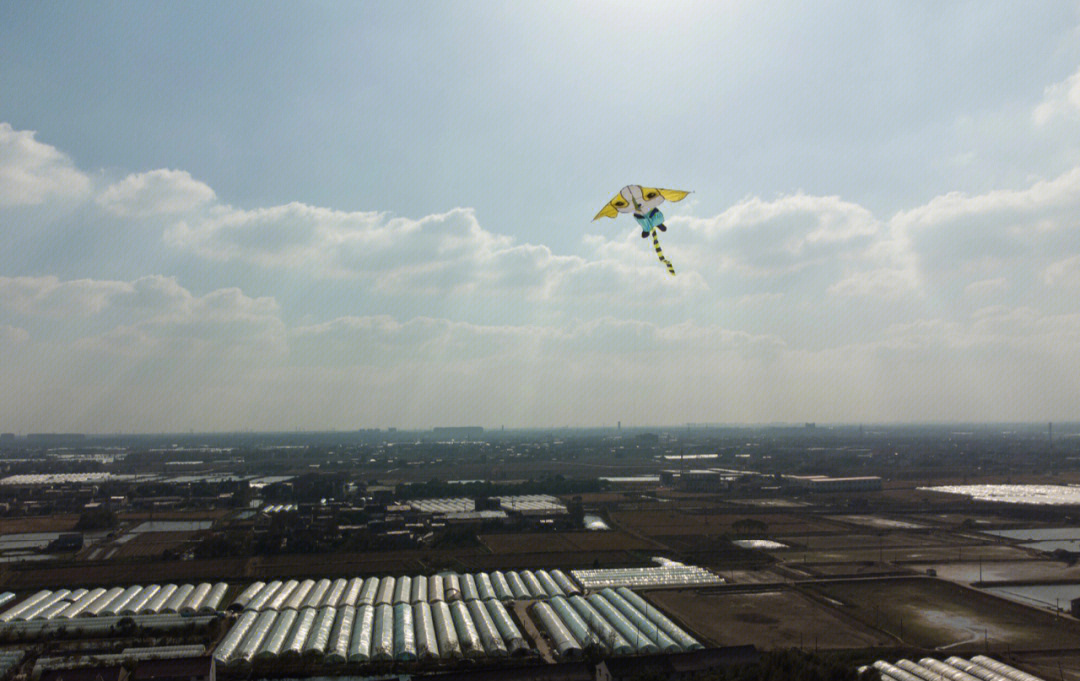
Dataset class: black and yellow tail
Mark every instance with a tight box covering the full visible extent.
[651,230,675,276]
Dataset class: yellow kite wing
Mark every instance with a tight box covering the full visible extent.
[658,188,690,202]
[593,194,624,220]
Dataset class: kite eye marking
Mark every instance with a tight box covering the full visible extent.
[613,200,626,207]
[645,192,658,199]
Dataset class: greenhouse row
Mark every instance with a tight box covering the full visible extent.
[529,587,700,661]
[0,582,228,622]
[214,597,529,670]
[0,652,23,679]
[570,565,724,589]
[0,613,217,640]
[870,656,1048,681]
[230,570,582,613]
[32,646,205,680]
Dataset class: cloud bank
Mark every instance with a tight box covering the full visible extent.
[5,55,1080,430]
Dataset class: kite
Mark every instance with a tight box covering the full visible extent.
[593,185,690,276]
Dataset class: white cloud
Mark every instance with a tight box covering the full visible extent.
[0,274,276,320]
[0,276,132,317]
[892,167,1080,232]
[0,274,282,358]
[0,123,91,206]
[677,193,880,276]
[888,167,1080,290]
[1034,66,1080,125]
[289,315,784,368]
[165,201,706,301]
[0,325,28,346]
[964,277,1009,296]
[828,268,919,299]
[1044,255,1080,288]
[97,169,215,216]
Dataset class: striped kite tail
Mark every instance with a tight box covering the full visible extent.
[651,230,676,276]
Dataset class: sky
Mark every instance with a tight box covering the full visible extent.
[3,1,1080,431]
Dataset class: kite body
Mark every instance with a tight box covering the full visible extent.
[633,207,666,235]
[593,185,690,276]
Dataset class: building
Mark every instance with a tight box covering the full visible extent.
[431,661,591,681]
[596,646,759,681]
[785,475,882,493]
[433,426,484,439]
[47,532,84,551]
[131,656,214,681]
[41,666,127,681]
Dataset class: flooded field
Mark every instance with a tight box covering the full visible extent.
[1023,540,1080,553]
[0,531,108,552]
[733,539,787,549]
[808,577,1080,649]
[985,528,1080,541]
[911,560,1080,584]
[583,514,610,530]
[774,543,1032,565]
[920,485,1080,505]
[130,520,212,532]
[647,587,893,649]
[985,583,1080,610]
[832,515,927,529]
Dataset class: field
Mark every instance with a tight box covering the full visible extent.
[775,531,967,551]
[0,515,79,533]
[0,543,655,591]
[909,560,1080,584]
[774,543,1037,565]
[108,531,195,559]
[806,577,1080,650]
[645,587,894,650]
[0,557,247,590]
[117,510,229,521]
[609,509,848,537]
[479,530,660,554]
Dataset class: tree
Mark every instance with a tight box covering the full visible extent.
[731,518,768,536]
[75,507,117,531]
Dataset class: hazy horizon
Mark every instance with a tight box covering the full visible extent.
[4,420,1074,439]
[4,3,1080,432]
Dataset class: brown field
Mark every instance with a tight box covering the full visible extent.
[724,499,811,508]
[646,534,772,564]
[774,543,1037,565]
[609,510,846,537]
[0,542,653,592]
[807,577,1080,650]
[563,530,658,551]
[0,515,79,533]
[0,557,247,590]
[646,587,894,650]
[480,533,577,554]
[776,531,977,551]
[480,530,658,554]
[463,551,646,572]
[117,510,230,521]
[561,492,633,504]
[247,547,650,578]
[108,531,195,559]
[909,560,1080,584]
[796,562,909,578]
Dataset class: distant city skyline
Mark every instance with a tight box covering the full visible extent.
[3,3,1080,431]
